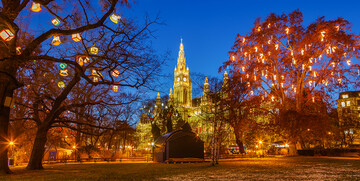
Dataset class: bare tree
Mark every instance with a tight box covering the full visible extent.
[0,0,162,172]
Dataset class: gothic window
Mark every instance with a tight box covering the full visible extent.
[184,89,187,104]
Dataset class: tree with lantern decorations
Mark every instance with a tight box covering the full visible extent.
[223,10,360,154]
[0,0,162,173]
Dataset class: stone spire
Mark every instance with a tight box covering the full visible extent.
[156,92,161,106]
[223,70,229,87]
[177,38,186,71]
[168,88,174,105]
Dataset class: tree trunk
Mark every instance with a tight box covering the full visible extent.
[0,105,11,174]
[0,62,19,174]
[26,124,49,170]
[234,129,245,154]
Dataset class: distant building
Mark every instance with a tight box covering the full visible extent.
[136,39,235,151]
[337,91,360,146]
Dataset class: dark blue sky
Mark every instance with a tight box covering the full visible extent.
[126,0,360,95]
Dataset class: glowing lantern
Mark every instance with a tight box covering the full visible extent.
[321,31,325,41]
[59,63,67,69]
[231,56,235,61]
[0,29,15,41]
[275,44,279,50]
[250,90,253,95]
[335,25,340,31]
[51,18,61,26]
[285,27,289,34]
[255,46,258,52]
[58,81,65,88]
[93,77,98,83]
[52,36,61,46]
[271,96,275,102]
[267,23,271,28]
[16,47,21,55]
[77,58,83,66]
[59,69,68,76]
[301,49,304,55]
[31,2,41,12]
[112,70,120,77]
[109,13,121,24]
[312,97,315,103]
[267,39,271,44]
[72,33,81,42]
[242,38,245,43]
[112,85,119,92]
[347,60,351,66]
[89,46,98,55]
[76,55,89,66]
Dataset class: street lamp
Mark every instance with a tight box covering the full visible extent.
[9,141,14,166]
[72,145,77,162]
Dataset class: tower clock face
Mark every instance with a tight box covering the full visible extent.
[183,77,186,82]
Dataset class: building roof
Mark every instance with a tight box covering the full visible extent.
[338,91,360,99]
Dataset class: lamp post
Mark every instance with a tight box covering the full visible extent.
[9,141,14,166]
[73,145,76,162]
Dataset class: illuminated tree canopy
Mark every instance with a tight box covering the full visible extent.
[224,10,360,111]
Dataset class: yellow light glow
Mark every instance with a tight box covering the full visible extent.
[275,44,279,50]
[255,46,258,52]
[0,29,15,41]
[31,2,41,12]
[301,49,304,55]
[73,146,76,149]
[285,27,289,34]
[72,33,81,42]
[242,38,246,43]
[9,142,14,145]
[52,36,61,46]
[268,23,271,28]
[259,140,262,144]
[110,13,121,24]
[347,60,351,65]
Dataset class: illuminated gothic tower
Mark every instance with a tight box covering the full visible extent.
[173,39,192,107]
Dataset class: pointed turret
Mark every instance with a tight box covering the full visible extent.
[168,88,174,106]
[222,70,229,88]
[222,71,229,98]
[201,76,210,106]
[156,92,161,106]
[177,38,186,71]
[173,38,192,107]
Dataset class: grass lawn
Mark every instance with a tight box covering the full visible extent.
[1,157,360,180]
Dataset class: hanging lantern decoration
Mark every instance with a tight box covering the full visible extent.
[59,69,69,76]
[93,77,99,83]
[112,70,120,77]
[72,33,81,42]
[59,63,67,69]
[89,46,98,55]
[52,36,61,46]
[112,85,119,92]
[51,18,61,26]
[31,2,41,12]
[76,55,89,66]
[0,29,15,41]
[57,81,65,88]
[109,13,121,24]
[16,47,21,55]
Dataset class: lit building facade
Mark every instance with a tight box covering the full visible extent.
[136,39,235,151]
[337,91,360,146]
